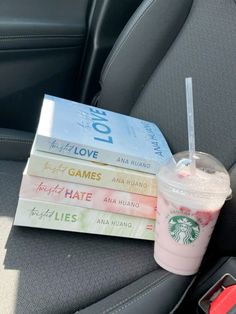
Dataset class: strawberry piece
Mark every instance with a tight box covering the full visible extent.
[179,206,191,215]
[194,211,213,226]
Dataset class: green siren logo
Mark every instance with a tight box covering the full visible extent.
[168,216,200,245]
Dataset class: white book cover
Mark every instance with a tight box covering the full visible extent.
[35,95,172,173]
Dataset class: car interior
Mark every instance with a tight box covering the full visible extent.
[0,0,235,313]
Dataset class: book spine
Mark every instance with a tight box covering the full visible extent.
[27,154,157,196]
[35,135,159,174]
[20,175,157,219]
[14,198,155,241]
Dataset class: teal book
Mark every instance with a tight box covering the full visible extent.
[35,95,172,174]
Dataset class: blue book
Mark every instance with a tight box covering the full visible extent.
[35,95,172,174]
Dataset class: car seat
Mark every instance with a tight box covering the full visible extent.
[0,0,235,313]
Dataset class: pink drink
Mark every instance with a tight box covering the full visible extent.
[154,152,231,275]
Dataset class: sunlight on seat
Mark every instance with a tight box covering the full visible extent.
[0,216,20,314]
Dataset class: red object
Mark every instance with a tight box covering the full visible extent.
[209,285,236,314]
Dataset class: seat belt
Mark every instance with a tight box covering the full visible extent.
[198,273,236,314]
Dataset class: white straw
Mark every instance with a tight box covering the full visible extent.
[185,77,196,175]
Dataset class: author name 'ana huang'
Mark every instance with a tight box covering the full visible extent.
[142,121,164,157]
[116,157,151,169]
[112,177,148,188]
[96,218,132,228]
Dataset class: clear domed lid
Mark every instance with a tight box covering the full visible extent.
[157,151,231,199]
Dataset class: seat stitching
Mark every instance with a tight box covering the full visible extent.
[0,138,32,142]
[0,138,33,145]
[100,272,171,314]
[101,0,157,83]
[0,34,84,39]
[109,274,173,314]
[100,273,169,314]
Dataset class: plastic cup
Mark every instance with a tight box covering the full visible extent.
[154,151,231,276]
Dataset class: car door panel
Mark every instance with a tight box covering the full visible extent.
[0,47,82,131]
[0,0,91,131]
[0,0,89,44]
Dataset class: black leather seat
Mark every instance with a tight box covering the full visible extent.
[0,0,235,313]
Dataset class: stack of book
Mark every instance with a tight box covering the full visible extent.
[14,95,172,240]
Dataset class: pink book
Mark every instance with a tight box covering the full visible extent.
[20,174,157,219]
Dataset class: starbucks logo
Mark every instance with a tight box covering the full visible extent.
[168,216,200,245]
